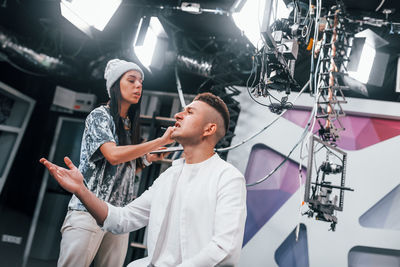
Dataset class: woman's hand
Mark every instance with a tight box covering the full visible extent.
[159,126,175,145]
[40,157,109,225]
[40,157,85,195]
[145,148,170,163]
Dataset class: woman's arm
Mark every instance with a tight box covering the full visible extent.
[100,126,175,165]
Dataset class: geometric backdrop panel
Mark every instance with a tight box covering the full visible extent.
[283,110,400,150]
[348,246,400,267]
[359,184,400,230]
[244,144,306,245]
[275,223,309,267]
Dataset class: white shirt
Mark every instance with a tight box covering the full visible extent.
[154,161,187,266]
[102,153,247,267]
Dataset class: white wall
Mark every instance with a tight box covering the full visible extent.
[227,88,400,267]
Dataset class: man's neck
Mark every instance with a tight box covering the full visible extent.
[182,143,215,164]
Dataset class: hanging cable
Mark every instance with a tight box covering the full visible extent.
[246,100,316,187]
[216,80,310,153]
[175,65,186,108]
[375,0,386,12]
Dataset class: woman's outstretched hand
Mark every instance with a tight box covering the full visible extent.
[40,157,85,195]
[40,157,108,225]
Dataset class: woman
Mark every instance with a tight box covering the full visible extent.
[58,59,174,267]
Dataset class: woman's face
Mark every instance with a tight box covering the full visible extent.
[119,70,143,105]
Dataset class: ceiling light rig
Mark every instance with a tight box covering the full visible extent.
[231,0,360,231]
[133,16,169,72]
[60,0,122,38]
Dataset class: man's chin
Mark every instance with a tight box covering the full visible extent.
[171,133,179,140]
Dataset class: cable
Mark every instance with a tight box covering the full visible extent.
[324,146,344,163]
[246,88,320,187]
[375,0,386,12]
[5,58,47,76]
[246,107,315,187]
[175,65,186,108]
[216,80,310,153]
[296,0,321,236]
[247,86,269,107]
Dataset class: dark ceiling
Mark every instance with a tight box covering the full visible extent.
[1,0,400,102]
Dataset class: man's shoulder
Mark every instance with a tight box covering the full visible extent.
[212,155,244,179]
[152,159,184,185]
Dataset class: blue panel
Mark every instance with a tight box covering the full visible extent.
[244,189,291,245]
[348,246,400,267]
[275,224,309,267]
[359,184,400,230]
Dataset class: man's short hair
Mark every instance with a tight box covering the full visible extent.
[194,92,230,134]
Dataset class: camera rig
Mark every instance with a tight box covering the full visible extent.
[303,135,353,231]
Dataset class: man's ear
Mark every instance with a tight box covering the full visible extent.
[203,122,217,137]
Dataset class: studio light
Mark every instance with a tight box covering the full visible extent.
[347,29,389,87]
[133,16,168,71]
[270,0,291,24]
[231,0,266,49]
[348,38,375,84]
[60,0,122,37]
[231,0,290,49]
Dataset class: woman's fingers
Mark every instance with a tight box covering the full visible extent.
[40,158,52,170]
[161,127,175,144]
[64,157,76,170]
[40,158,64,181]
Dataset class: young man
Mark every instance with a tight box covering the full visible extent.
[40,92,247,267]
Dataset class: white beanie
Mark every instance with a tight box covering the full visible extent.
[104,59,144,97]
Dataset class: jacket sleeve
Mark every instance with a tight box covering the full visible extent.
[102,174,164,234]
[178,173,247,267]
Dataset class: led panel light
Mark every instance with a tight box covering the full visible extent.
[232,0,290,49]
[60,0,122,36]
[133,17,168,71]
[348,29,389,86]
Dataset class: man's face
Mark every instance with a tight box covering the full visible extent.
[172,101,209,145]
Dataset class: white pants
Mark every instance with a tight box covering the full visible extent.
[58,210,129,267]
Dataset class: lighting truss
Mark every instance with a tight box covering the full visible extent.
[315,4,351,144]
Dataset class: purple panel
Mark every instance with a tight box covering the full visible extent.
[245,144,305,193]
[244,144,306,245]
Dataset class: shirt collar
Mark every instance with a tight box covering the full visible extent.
[171,153,219,167]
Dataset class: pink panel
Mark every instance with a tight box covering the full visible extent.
[283,110,400,150]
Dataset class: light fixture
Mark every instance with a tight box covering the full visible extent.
[270,0,291,24]
[348,38,376,84]
[133,16,168,71]
[60,0,122,37]
[347,29,389,87]
[232,0,265,49]
[231,0,290,49]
